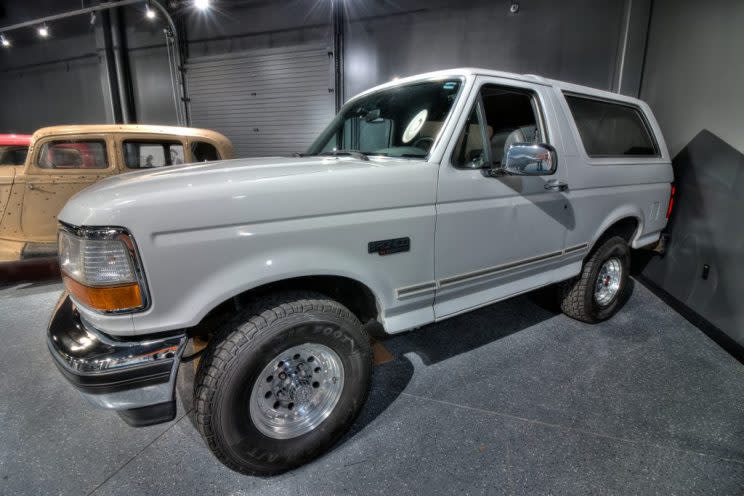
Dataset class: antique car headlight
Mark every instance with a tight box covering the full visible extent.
[58,224,148,313]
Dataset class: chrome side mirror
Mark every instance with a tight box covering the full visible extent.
[499,143,557,176]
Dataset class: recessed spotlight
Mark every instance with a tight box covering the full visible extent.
[38,24,50,38]
[1,35,10,48]
[194,0,211,11]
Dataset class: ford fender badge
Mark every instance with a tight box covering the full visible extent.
[368,237,410,256]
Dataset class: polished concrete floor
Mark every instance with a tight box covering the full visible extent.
[1,280,742,495]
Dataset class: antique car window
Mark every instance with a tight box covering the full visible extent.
[191,141,220,162]
[0,146,28,165]
[124,141,186,169]
[37,140,108,169]
[453,85,543,169]
[307,79,463,159]
[564,94,659,157]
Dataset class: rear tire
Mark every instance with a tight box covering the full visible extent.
[193,291,372,475]
[559,236,630,323]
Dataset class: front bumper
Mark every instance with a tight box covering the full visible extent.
[47,294,187,426]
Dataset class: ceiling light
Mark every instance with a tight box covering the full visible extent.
[38,24,49,38]
[145,4,157,19]
[194,0,211,11]
[1,35,10,48]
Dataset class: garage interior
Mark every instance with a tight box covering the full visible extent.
[1,0,742,494]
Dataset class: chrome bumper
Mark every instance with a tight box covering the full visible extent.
[47,294,187,426]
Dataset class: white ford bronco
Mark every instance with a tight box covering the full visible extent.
[48,68,674,475]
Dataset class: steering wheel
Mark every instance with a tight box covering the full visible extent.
[411,136,434,151]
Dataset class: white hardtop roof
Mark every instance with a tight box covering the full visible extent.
[353,67,646,107]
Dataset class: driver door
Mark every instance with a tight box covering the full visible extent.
[434,77,570,318]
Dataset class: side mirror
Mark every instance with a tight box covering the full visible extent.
[498,143,557,176]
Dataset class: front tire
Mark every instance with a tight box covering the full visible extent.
[194,292,372,475]
[559,236,630,323]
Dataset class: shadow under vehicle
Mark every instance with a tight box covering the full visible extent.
[0,125,233,263]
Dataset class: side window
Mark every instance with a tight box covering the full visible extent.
[124,141,186,169]
[37,140,108,169]
[191,141,220,162]
[564,94,659,157]
[0,146,28,165]
[453,85,543,169]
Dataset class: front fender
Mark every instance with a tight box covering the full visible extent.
[182,245,390,328]
[88,203,437,337]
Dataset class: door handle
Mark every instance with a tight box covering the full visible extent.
[544,180,568,192]
[27,183,35,190]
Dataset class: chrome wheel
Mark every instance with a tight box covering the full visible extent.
[594,257,622,306]
[249,343,344,440]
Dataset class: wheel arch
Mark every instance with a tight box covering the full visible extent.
[586,211,642,257]
[188,273,383,337]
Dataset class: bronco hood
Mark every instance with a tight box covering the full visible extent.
[58,155,435,235]
[75,156,376,196]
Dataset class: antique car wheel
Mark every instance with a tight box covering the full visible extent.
[559,236,630,323]
[193,292,372,475]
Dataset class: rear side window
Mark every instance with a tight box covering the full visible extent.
[0,146,28,165]
[124,141,185,169]
[564,94,658,157]
[37,140,108,169]
[191,141,220,162]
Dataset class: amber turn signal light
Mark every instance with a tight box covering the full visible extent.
[63,275,143,312]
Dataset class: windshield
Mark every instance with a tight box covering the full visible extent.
[0,145,29,165]
[306,79,463,159]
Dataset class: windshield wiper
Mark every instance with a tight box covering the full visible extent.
[317,150,369,161]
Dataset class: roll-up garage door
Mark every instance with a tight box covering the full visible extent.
[186,45,335,157]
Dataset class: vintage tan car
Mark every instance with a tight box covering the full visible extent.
[0,124,233,262]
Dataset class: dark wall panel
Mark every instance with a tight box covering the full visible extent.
[343,0,642,98]
[127,45,178,124]
[0,56,107,133]
[641,131,744,346]
[0,3,109,133]
[0,1,651,135]
[123,9,180,125]
[185,0,331,58]
[640,0,744,346]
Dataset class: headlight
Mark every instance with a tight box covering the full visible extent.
[58,224,148,313]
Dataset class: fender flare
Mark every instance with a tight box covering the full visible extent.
[586,205,644,255]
